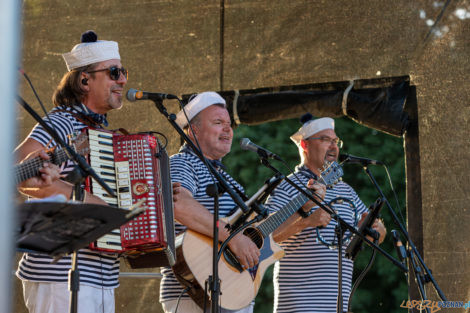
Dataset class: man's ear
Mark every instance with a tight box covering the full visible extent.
[187,124,198,139]
[300,139,307,151]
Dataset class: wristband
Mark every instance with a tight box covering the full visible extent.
[297,207,312,218]
[298,206,320,218]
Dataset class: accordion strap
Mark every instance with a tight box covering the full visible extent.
[55,109,103,128]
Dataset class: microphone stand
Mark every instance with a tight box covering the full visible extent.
[361,165,447,303]
[206,182,222,313]
[259,158,407,313]
[67,168,87,313]
[16,96,116,313]
[148,98,252,313]
[226,174,284,232]
[335,223,344,313]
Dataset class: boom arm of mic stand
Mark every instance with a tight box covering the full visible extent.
[16,96,115,197]
[260,158,408,272]
[227,173,284,231]
[362,166,447,301]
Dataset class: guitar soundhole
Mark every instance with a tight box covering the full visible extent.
[243,227,263,249]
[222,227,263,273]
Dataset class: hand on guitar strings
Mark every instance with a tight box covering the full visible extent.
[308,178,326,201]
[227,232,261,269]
[18,149,63,190]
[300,179,331,228]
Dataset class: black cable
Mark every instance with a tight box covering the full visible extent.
[279,159,325,209]
[382,165,407,227]
[20,69,61,147]
[347,239,379,312]
[178,98,219,187]
[175,286,191,313]
[138,131,169,150]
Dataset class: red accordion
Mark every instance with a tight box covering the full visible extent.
[78,128,175,267]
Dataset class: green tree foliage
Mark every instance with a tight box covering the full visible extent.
[224,117,408,313]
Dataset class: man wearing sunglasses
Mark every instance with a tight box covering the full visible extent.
[15,30,127,313]
[265,114,386,313]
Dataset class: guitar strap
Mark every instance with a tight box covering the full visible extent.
[55,104,108,128]
[295,164,319,181]
[54,109,103,128]
[217,168,249,201]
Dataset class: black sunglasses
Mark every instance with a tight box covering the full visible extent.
[87,66,128,81]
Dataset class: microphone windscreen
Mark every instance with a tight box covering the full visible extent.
[126,88,138,102]
[239,138,251,150]
[338,154,349,162]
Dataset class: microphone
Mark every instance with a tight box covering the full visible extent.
[126,88,178,102]
[345,197,384,260]
[339,153,383,166]
[391,230,407,263]
[240,138,282,161]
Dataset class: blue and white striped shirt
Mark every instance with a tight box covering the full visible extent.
[265,165,367,313]
[159,146,244,303]
[16,105,120,289]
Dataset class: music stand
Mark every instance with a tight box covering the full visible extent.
[17,201,146,313]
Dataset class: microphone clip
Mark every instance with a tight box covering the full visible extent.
[345,197,385,260]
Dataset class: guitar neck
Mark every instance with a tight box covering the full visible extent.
[255,161,343,238]
[15,149,68,184]
[256,192,310,238]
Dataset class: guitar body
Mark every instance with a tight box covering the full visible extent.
[172,228,284,310]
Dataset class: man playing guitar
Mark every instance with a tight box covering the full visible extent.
[265,114,386,313]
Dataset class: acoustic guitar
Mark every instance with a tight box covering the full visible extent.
[171,161,343,310]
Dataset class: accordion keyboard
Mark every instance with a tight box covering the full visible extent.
[88,129,125,251]
[83,128,174,260]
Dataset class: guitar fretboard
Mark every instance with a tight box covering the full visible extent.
[255,161,343,239]
[257,192,309,238]
[15,150,67,184]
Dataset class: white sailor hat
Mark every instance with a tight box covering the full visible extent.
[175,92,226,128]
[290,114,335,146]
[62,30,120,71]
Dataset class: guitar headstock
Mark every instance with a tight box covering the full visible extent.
[318,161,344,188]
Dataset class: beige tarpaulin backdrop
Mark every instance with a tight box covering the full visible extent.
[15,0,469,312]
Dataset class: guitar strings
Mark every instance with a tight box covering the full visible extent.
[17,152,56,183]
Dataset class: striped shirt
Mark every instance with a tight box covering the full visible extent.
[265,165,367,313]
[159,146,244,303]
[16,105,120,289]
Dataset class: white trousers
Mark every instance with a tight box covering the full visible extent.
[162,299,254,313]
[22,281,115,313]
